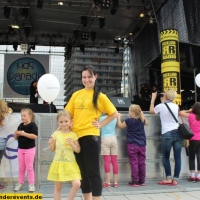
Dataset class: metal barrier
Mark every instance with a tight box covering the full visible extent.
[35,112,190,186]
[0,111,189,188]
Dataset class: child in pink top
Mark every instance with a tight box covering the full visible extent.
[188,113,200,141]
[179,102,200,182]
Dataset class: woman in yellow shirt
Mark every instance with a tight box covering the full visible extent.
[65,66,118,200]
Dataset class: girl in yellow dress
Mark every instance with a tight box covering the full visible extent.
[47,110,81,200]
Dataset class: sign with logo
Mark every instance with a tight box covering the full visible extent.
[160,29,181,105]
[117,99,125,104]
[109,97,131,111]
[4,54,49,98]
[163,72,180,91]
[161,40,179,62]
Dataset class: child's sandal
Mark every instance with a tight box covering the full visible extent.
[171,180,178,186]
[113,183,118,188]
[102,182,110,188]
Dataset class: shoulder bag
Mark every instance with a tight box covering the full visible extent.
[164,103,194,139]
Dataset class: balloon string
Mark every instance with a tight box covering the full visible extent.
[49,103,52,114]
[47,103,53,151]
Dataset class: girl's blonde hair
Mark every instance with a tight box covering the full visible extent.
[56,110,72,121]
[21,108,35,122]
[129,104,145,122]
[0,100,9,127]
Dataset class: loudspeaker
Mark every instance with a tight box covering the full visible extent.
[7,102,57,113]
[7,102,28,112]
[109,97,131,111]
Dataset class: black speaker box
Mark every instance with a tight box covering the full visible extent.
[109,97,131,111]
[7,102,57,113]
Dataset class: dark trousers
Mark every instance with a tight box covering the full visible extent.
[189,140,200,171]
[0,137,6,164]
[30,96,38,104]
[0,150,5,164]
[126,143,146,183]
[75,136,102,196]
[139,99,150,111]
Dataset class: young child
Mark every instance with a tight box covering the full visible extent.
[0,100,13,189]
[14,108,38,192]
[179,102,200,182]
[47,110,81,200]
[117,104,149,187]
[99,115,119,188]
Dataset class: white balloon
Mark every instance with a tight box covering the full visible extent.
[195,73,200,87]
[37,74,60,103]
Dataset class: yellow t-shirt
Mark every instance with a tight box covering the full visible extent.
[65,89,116,138]
[52,130,78,162]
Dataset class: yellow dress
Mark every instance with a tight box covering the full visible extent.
[47,131,81,182]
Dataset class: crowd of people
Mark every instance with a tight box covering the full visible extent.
[0,66,200,200]
[133,83,161,111]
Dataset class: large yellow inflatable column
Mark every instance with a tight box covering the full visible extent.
[160,29,181,105]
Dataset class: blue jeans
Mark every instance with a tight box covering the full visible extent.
[161,130,182,180]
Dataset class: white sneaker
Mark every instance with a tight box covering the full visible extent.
[29,184,35,192]
[14,183,23,191]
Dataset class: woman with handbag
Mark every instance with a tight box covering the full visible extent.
[149,90,182,186]
[179,102,200,182]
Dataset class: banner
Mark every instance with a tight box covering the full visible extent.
[0,114,21,178]
[160,29,181,105]
[4,54,49,98]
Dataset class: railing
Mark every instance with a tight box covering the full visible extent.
[1,112,191,189]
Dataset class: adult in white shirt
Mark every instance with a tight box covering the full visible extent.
[149,90,182,186]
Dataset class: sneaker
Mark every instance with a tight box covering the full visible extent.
[128,181,138,187]
[113,183,119,188]
[102,182,110,188]
[29,184,35,192]
[188,176,196,182]
[14,183,23,191]
[138,182,145,186]
[196,177,200,182]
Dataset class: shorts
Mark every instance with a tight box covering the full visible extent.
[101,135,118,155]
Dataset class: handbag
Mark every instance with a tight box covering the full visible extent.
[164,103,194,139]
[182,139,189,148]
